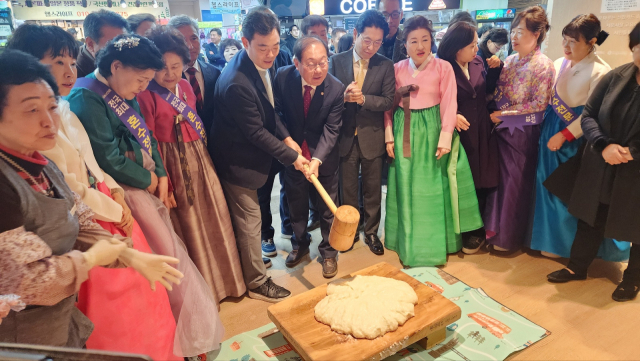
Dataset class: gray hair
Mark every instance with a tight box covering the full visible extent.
[168,15,199,32]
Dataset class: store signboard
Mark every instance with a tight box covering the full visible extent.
[11,0,169,20]
[198,21,223,28]
[475,8,516,20]
[324,0,459,16]
[210,0,241,14]
[0,24,10,35]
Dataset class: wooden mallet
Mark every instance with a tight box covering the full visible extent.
[303,165,360,251]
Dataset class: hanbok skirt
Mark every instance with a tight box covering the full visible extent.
[530,105,630,261]
[77,182,179,361]
[385,105,483,267]
[485,120,541,250]
[159,139,246,303]
[122,150,224,358]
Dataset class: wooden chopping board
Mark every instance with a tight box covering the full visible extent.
[267,262,461,361]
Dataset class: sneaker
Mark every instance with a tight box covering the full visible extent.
[248,278,291,303]
[612,280,640,302]
[261,238,277,257]
[462,236,485,254]
[263,257,272,269]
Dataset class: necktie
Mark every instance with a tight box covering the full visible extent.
[186,67,203,113]
[354,58,368,136]
[258,69,274,106]
[356,58,368,90]
[301,85,312,161]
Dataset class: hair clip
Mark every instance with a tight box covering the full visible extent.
[114,37,140,51]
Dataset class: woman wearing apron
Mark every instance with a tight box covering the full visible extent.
[6,24,180,360]
[0,49,180,347]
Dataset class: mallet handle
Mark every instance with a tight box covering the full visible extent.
[303,165,338,215]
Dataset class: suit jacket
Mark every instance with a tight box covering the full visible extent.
[204,42,226,68]
[545,62,640,243]
[209,49,299,190]
[273,65,345,176]
[328,50,395,159]
[182,59,221,134]
[76,44,96,78]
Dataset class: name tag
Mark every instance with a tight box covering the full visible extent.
[70,205,77,216]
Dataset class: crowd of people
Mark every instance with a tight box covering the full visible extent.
[0,0,640,359]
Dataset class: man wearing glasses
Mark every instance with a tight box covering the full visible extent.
[273,36,345,278]
[378,0,407,63]
[329,10,395,256]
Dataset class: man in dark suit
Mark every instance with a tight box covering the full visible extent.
[204,28,226,68]
[273,36,344,278]
[209,9,310,303]
[329,10,395,255]
[169,15,221,134]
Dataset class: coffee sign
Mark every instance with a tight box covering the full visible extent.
[323,0,459,15]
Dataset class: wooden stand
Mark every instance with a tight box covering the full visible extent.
[268,262,461,361]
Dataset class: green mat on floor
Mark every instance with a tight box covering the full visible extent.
[214,267,550,361]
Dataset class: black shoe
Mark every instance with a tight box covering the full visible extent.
[248,278,291,303]
[322,257,338,278]
[547,268,587,283]
[307,218,320,231]
[462,236,485,255]
[340,232,360,253]
[365,234,384,255]
[612,280,640,302]
[285,246,310,268]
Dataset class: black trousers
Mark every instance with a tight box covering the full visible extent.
[257,161,291,240]
[568,203,640,282]
[340,137,383,237]
[284,164,339,260]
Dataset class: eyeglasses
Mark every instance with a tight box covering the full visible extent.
[360,36,383,48]
[304,61,328,71]
[383,11,401,20]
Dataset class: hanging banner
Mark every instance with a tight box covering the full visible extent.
[210,0,241,14]
[10,0,169,20]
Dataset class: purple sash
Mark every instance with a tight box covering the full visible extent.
[550,59,580,126]
[494,82,545,135]
[74,77,153,156]
[147,80,207,141]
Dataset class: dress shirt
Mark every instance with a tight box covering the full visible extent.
[255,63,274,106]
[352,50,368,105]
[301,77,322,164]
[456,60,470,80]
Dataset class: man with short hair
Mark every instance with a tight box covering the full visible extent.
[301,14,330,46]
[274,36,344,278]
[331,27,347,53]
[168,15,221,133]
[76,10,127,77]
[377,0,407,63]
[205,28,225,68]
[329,10,395,255]
[209,7,310,303]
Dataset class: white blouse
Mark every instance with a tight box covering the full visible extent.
[553,52,611,139]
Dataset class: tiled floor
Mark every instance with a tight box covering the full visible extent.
[218,175,640,360]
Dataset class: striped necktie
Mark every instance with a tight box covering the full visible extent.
[186,67,203,113]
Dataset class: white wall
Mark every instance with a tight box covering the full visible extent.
[461,0,509,12]
[170,0,201,19]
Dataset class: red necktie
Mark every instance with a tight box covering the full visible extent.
[186,67,203,113]
[301,85,312,161]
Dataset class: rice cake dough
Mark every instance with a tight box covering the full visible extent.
[314,275,418,339]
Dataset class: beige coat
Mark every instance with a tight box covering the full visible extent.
[43,100,123,223]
